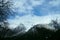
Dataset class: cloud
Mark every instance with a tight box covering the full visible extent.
[10,0,60,16]
[49,0,60,7]
[7,0,60,31]
[30,0,44,6]
[7,14,60,31]
[46,0,60,12]
[10,0,44,15]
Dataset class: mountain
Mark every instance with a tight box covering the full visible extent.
[48,29,60,40]
[0,26,14,39]
[14,23,26,33]
[19,20,60,40]
[16,24,55,40]
[1,20,60,40]
[4,23,26,38]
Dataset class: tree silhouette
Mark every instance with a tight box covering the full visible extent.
[0,0,13,38]
[51,19,60,29]
[0,0,12,22]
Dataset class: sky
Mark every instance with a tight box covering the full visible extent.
[7,0,60,31]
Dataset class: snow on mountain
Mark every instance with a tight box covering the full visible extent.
[14,23,26,32]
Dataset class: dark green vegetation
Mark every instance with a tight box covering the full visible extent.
[0,23,60,40]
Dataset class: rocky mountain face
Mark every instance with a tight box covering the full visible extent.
[0,23,26,39]
[14,24,26,33]
[18,24,55,40]
[0,22,25,38]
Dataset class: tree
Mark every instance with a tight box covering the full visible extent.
[0,0,13,30]
[0,0,13,38]
[51,19,60,29]
[0,0,12,22]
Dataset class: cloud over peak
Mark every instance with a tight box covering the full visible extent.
[7,0,60,31]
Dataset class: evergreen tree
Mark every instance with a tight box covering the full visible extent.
[0,0,12,22]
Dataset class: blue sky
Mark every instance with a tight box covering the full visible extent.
[7,0,60,31]
[9,0,60,17]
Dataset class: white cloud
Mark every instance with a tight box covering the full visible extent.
[7,14,60,31]
[10,0,44,15]
[3,0,60,15]
[7,0,60,31]
[49,0,60,6]
[30,0,44,6]
[10,0,60,16]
